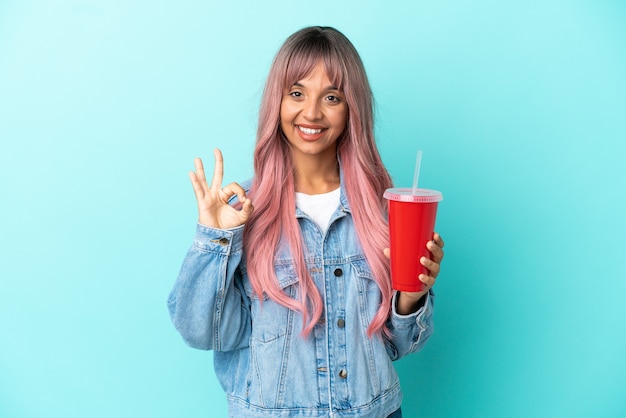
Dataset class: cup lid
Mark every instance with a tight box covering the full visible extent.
[383,187,443,203]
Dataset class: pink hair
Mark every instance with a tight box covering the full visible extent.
[244,27,393,337]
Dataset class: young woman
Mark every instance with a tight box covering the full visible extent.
[168,26,445,418]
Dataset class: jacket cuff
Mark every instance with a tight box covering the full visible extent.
[192,223,245,254]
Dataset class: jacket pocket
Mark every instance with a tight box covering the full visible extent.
[242,262,299,343]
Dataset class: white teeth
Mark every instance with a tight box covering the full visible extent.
[298,126,323,135]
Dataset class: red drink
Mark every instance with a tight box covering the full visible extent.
[384,188,443,292]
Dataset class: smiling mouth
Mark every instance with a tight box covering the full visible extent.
[297,125,324,135]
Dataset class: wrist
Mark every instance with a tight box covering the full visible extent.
[395,291,427,315]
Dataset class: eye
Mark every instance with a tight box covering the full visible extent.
[326,95,342,103]
[289,91,303,98]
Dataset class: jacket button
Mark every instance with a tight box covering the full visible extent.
[337,318,345,328]
[339,369,347,379]
[333,268,343,277]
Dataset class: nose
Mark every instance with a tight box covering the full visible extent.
[302,97,322,121]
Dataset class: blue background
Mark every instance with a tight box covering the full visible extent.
[1,1,625,417]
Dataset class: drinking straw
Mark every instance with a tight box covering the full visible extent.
[412,150,422,195]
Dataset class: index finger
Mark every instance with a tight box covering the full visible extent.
[210,148,224,190]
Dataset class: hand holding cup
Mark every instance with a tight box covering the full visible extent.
[384,232,444,313]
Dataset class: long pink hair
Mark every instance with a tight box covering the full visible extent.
[244,26,393,337]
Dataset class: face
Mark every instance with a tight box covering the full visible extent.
[280,62,348,163]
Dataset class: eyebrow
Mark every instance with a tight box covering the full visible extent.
[292,82,340,91]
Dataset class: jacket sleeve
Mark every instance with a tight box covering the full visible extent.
[167,223,251,351]
[384,290,435,361]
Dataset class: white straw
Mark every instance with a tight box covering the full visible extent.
[412,150,422,195]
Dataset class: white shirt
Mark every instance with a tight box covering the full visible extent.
[295,188,341,234]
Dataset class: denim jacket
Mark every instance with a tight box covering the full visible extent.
[168,179,435,417]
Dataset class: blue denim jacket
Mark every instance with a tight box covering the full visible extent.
[168,179,435,417]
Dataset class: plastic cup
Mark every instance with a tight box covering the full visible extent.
[384,188,443,292]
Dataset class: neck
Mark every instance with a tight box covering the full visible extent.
[292,152,340,195]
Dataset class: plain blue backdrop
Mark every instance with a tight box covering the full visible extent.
[1,1,625,417]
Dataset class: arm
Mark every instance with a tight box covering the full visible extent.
[384,233,444,360]
[168,149,255,351]
[167,224,251,351]
[385,289,435,360]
